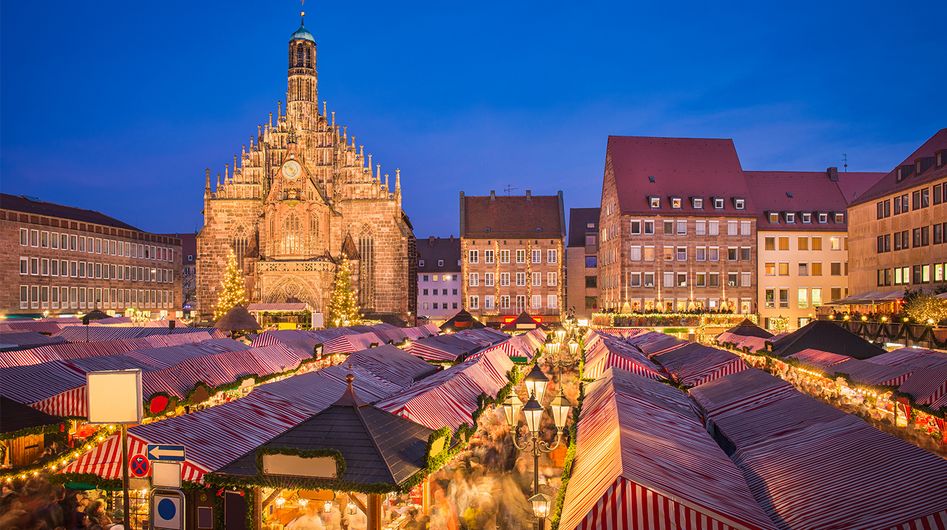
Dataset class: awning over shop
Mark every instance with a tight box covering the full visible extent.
[823,289,903,305]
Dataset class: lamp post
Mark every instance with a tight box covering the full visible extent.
[503,363,572,530]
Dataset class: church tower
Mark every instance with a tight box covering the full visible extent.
[286,9,317,129]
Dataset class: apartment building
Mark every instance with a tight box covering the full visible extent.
[566,208,600,319]
[848,129,947,296]
[460,190,565,325]
[747,168,885,330]
[598,137,758,314]
[416,236,461,323]
[1,194,182,316]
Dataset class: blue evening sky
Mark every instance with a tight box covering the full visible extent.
[2,1,945,237]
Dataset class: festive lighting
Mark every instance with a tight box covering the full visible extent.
[324,500,332,513]
[298,498,309,508]
[347,501,357,515]
[568,339,579,356]
[502,392,523,428]
[522,395,544,435]
[548,390,573,430]
[529,493,551,520]
[275,497,286,507]
[555,329,566,341]
[524,364,548,404]
[861,315,868,322]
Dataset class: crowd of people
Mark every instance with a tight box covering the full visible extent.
[0,476,121,530]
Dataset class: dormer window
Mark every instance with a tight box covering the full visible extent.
[692,197,703,209]
[768,212,779,223]
[785,212,795,224]
[649,196,661,209]
[734,198,746,210]
[419,259,425,267]
[437,259,444,267]
[801,213,812,224]
[938,151,945,167]
[713,197,725,209]
[670,197,682,209]
[818,213,828,224]
[835,213,845,223]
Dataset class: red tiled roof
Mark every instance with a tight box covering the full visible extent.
[461,192,564,239]
[745,170,885,231]
[1,193,143,231]
[850,128,947,206]
[607,136,754,217]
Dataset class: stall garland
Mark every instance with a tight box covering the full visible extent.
[549,379,585,530]
[3,425,117,485]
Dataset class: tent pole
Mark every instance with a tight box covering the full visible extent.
[121,424,130,530]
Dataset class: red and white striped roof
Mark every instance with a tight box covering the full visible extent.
[0,331,216,368]
[558,368,775,530]
[651,343,748,387]
[583,332,664,381]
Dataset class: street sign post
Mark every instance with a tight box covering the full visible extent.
[147,444,186,462]
[150,488,186,530]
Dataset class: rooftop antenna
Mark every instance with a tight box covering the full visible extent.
[503,184,517,196]
[842,153,848,173]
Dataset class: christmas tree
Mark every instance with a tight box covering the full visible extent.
[326,258,361,327]
[213,249,249,321]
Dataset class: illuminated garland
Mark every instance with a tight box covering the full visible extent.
[2,424,117,484]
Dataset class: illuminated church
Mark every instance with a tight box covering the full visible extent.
[197,11,416,322]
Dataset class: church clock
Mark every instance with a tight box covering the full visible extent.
[282,160,302,180]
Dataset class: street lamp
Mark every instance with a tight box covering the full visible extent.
[503,363,572,530]
[555,328,566,342]
[568,339,578,357]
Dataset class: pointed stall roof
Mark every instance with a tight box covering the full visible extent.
[723,318,774,339]
[0,396,62,438]
[210,375,435,491]
[768,320,885,360]
[501,311,540,331]
[215,306,262,332]
[440,309,484,331]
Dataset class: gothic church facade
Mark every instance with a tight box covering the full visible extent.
[197,15,415,322]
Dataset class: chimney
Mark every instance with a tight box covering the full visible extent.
[826,166,838,182]
[489,190,496,200]
[525,189,532,200]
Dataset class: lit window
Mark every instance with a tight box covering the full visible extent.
[834,213,845,223]
[649,196,661,209]
[670,197,682,209]
[768,212,779,223]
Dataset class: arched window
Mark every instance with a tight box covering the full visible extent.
[283,214,300,255]
[295,45,305,68]
[304,47,312,68]
[358,235,375,308]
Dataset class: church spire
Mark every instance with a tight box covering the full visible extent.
[288,2,317,129]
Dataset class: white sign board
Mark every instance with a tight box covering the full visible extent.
[262,453,337,478]
[151,489,185,530]
[152,462,182,489]
[87,369,143,424]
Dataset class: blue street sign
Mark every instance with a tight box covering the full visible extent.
[147,444,186,462]
[151,489,185,530]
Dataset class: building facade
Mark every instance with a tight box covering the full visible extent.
[566,208,600,319]
[162,233,197,315]
[417,236,461,323]
[1,194,182,316]
[848,129,947,297]
[197,15,415,322]
[598,137,758,314]
[460,191,565,325]
[747,169,884,330]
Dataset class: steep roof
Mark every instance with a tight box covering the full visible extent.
[0,193,143,231]
[769,320,885,360]
[567,207,600,248]
[606,136,754,217]
[213,377,433,489]
[850,129,947,206]
[0,395,62,437]
[440,309,485,331]
[723,319,774,339]
[460,192,564,239]
[215,306,261,332]
[417,236,460,273]
[745,170,885,231]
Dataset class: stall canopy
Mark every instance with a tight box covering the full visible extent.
[209,375,434,491]
[583,331,664,381]
[650,343,748,388]
[61,344,438,484]
[0,331,217,368]
[501,311,542,331]
[0,396,63,440]
[716,319,773,353]
[767,320,885,359]
[377,345,513,430]
[0,332,66,352]
[214,305,262,332]
[52,325,221,343]
[440,309,485,331]
[690,369,947,528]
[557,368,775,530]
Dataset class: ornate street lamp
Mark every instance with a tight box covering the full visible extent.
[568,339,579,357]
[503,363,572,530]
[555,328,567,342]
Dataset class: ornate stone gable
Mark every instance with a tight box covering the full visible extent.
[196,14,414,321]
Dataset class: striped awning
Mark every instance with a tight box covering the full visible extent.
[583,332,663,381]
[0,331,216,368]
[558,368,775,530]
[651,343,748,387]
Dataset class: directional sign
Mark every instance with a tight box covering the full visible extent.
[129,454,150,478]
[147,444,186,462]
[151,488,185,530]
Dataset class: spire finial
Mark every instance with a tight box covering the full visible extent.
[395,168,401,191]
[300,0,306,25]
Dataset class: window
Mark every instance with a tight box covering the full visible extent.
[500,273,510,286]
[643,220,655,234]
[695,272,706,287]
[468,249,478,264]
[468,295,479,310]
[643,246,655,261]
[585,255,597,267]
[740,247,751,261]
[695,220,706,235]
[547,249,558,263]
[796,237,809,251]
[531,295,542,310]
[532,272,542,286]
[740,221,751,235]
[671,197,682,209]
[676,247,687,261]
[515,272,526,286]
[708,273,720,287]
[484,272,494,286]
[765,289,775,308]
[727,221,738,236]
[695,247,706,261]
[835,213,845,224]
[734,198,745,210]
[500,296,510,309]
[663,246,674,261]
[798,289,809,309]
[708,221,719,235]
[812,262,823,276]
[19,257,28,275]
[663,221,674,235]
[935,184,944,205]
[676,220,687,235]
[663,272,674,288]
[531,249,542,264]
[830,236,842,250]
[468,272,479,286]
[801,213,812,224]
[727,272,738,287]
[693,198,703,209]
[19,228,28,246]
[769,212,779,224]
[778,263,790,276]
[786,212,795,224]
[484,295,495,310]
[727,247,738,261]
[30,257,38,276]
[779,289,789,308]
[741,272,751,287]
[778,237,789,251]
[764,237,775,251]
[677,272,688,287]
[799,263,809,276]
[629,246,642,261]
[500,250,510,263]
[649,196,661,208]
[811,237,822,251]
[41,258,49,276]
[818,213,828,224]
[713,197,725,209]
[811,288,822,306]
[708,247,719,261]
[547,295,558,309]
[484,250,495,264]
[643,272,655,287]
[516,249,526,263]
[831,287,843,301]
[831,262,842,276]
[629,272,641,287]
[547,272,557,286]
